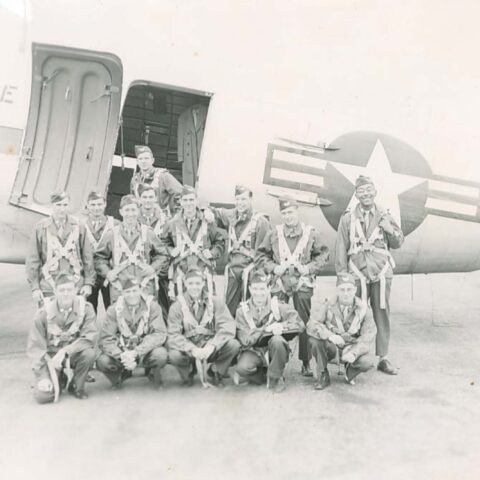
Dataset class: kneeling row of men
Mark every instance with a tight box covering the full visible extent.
[27,268,376,404]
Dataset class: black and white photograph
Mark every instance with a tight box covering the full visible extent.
[0,1,479,479]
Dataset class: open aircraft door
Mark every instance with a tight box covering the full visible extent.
[10,43,122,214]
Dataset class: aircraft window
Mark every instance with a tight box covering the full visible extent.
[107,82,211,217]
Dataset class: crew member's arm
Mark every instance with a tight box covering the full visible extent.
[26,310,49,380]
[255,229,278,273]
[25,225,43,293]
[277,302,304,332]
[98,306,123,359]
[382,213,404,249]
[159,171,183,213]
[305,229,330,275]
[209,207,232,230]
[207,223,226,260]
[167,301,196,353]
[63,303,97,356]
[335,213,350,275]
[252,215,272,252]
[148,229,171,277]
[306,303,332,340]
[135,301,168,356]
[159,220,177,257]
[79,224,96,287]
[94,231,114,278]
[235,305,263,348]
[345,307,377,359]
[206,299,236,350]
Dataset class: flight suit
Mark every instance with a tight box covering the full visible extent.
[138,205,171,318]
[335,203,404,356]
[97,295,168,387]
[94,222,170,303]
[161,210,226,298]
[167,294,240,381]
[80,213,119,312]
[130,166,182,214]
[257,223,329,364]
[235,297,303,384]
[25,215,95,298]
[27,296,97,404]
[212,207,271,315]
[307,295,377,379]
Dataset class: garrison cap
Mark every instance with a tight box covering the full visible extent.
[235,184,252,196]
[278,195,298,211]
[138,183,156,197]
[134,145,153,157]
[50,191,69,204]
[120,194,139,209]
[336,272,357,287]
[54,273,76,287]
[121,277,140,291]
[249,269,269,285]
[355,175,375,189]
[87,190,105,202]
[180,185,197,198]
[184,266,205,280]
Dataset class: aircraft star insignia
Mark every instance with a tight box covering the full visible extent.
[264,130,480,236]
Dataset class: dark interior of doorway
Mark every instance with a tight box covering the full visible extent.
[106,83,211,217]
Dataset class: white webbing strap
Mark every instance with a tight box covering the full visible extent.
[42,225,81,288]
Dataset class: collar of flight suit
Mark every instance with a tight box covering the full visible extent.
[282,221,303,238]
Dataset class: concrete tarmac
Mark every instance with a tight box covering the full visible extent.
[0,264,479,480]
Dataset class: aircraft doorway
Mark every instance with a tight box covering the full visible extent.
[106,82,212,217]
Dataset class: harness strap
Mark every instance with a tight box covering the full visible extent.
[241,296,280,332]
[227,213,262,254]
[115,295,153,349]
[275,223,314,293]
[85,216,114,250]
[42,225,82,289]
[45,296,86,347]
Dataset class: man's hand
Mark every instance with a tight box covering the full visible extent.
[106,270,117,284]
[202,249,213,260]
[203,208,215,224]
[342,352,356,364]
[296,264,310,276]
[141,264,156,277]
[120,350,137,370]
[341,332,355,343]
[51,349,66,370]
[38,378,54,393]
[79,285,92,298]
[379,215,394,235]
[32,289,44,305]
[202,344,215,360]
[273,264,286,276]
[191,346,204,360]
[329,334,345,347]
[270,323,284,336]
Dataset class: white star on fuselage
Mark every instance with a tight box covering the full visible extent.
[329,140,425,224]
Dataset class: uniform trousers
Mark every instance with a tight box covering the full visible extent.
[309,337,374,378]
[34,347,96,404]
[96,347,168,386]
[169,339,240,380]
[274,288,312,364]
[236,335,290,384]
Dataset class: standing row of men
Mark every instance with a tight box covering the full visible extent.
[26,145,404,402]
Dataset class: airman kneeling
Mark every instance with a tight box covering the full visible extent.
[307,273,376,390]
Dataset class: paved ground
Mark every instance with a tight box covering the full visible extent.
[1,264,479,480]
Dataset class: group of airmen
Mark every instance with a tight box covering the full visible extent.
[25,145,404,403]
